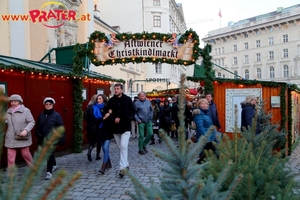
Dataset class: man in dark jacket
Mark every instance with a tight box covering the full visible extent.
[134,92,153,154]
[107,83,135,178]
[205,92,221,131]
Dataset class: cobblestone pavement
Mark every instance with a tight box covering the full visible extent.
[8,136,300,200]
[26,137,171,200]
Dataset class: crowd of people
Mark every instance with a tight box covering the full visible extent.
[4,84,259,180]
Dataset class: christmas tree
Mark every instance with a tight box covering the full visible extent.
[202,102,300,199]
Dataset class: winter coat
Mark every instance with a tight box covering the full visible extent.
[84,104,98,140]
[208,100,221,129]
[192,108,216,143]
[5,105,35,148]
[35,109,63,145]
[241,102,259,134]
[107,93,135,134]
[134,99,153,124]
[171,102,179,127]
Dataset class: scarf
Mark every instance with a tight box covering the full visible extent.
[93,103,105,128]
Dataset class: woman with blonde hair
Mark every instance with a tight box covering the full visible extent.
[241,95,259,134]
[192,98,217,164]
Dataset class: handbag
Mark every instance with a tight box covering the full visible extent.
[170,122,177,131]
[10,115,30,140]
[14,130,30,140]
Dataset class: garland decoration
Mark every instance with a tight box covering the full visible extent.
[199,44,214,94]
[87,29,200,66]
[72,44,84,153]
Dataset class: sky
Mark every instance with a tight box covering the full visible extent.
[180,0,300,46]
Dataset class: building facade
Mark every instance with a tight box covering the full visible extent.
[97,0,196,92]
[203,4,300,86]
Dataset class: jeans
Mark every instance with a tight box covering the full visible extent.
[100,140,111,163]
[138,121,153,151]
[113,131,130,170]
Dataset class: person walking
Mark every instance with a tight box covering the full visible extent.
[5,94,35,168]
[160,99,172,137]
[241,95,259,134]
[88,94,113,174]
[171,96,179,139]
[134,92,153,154]
[131,96,139,139]
[35,97,64,180]
[107,83,135,178]
[192,98,217,164]
[205,92,221,131]
[150,100,161,145]
[84,94,102,161]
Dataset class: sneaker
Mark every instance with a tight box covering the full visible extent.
[119,169,125,178]
[45,172,52,180]
[138,150,146,155]
[143,147,148,153]
[52,165,57,172]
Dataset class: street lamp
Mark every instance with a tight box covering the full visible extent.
[129,78,133,98]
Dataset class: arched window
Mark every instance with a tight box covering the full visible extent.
[218,72,221,78]
[270,67,274,78]
[245,69,249,79]
[257,68,261,79]
[283,65,289,77]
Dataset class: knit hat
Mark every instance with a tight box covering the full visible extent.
[9,94,23,103]
[43,97,55,105]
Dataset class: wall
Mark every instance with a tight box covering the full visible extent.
[0,69,110,166]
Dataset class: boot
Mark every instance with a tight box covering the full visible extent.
[87,145,93,162]
[99,162,107,174]
[96,142,101,160]
[107,159,112,169]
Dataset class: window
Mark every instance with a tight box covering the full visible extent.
[218,72,221,78]
[269,27,274,32]
[245,69,249,79]
[218,48,221,55]
[270,67,274,78]
[268,37,274,45]
[257,68,261,79]
[221,59,224,66]
[283,34,288,42]
[222,74,225,78]
[244,33,248,38]
[256,30,260,35]
[283,65,289,77]
[256,53,261,62]
[233,57,237,65]
[136,84,139,92]
[244,55,249,64]
[283,49,288,58]
[141,85,144,91]
[234,71,238,79]
[215,48,217,55]
[233,45,237,51]
[155,63,162,73]
[269,51,274,60]
[153,16,161,27]
[153,0,160,6]
[244,42,248,50]
[222,47,224,54]
[256,40,260,47]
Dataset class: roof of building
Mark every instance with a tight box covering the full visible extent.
[0,54,124,82]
